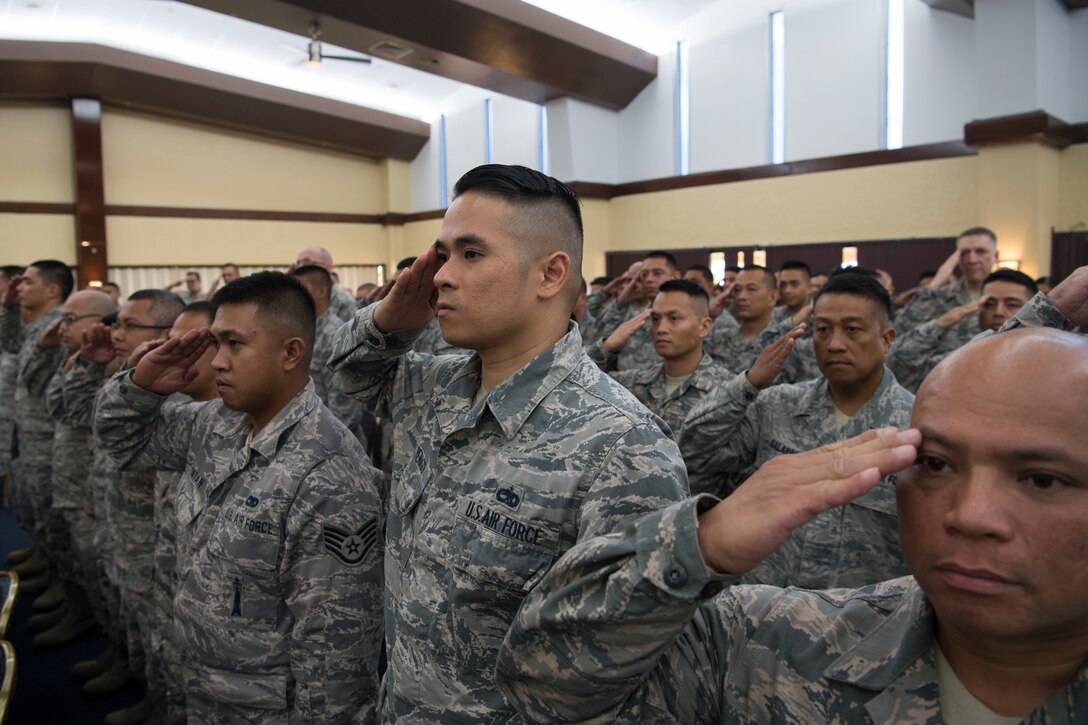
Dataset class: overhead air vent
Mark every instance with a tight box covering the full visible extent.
[368,40,413,60]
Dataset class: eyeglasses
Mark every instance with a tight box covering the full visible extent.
[111,320,172,334]
[60,313,102,325]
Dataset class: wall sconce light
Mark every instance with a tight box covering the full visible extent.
[998,259,1021,270]
[88,280,103,288]
[737,251,746,269]
[841,246,859,268]
[376,264,386,285]
[752,248,767,267]
[709,252,725,284]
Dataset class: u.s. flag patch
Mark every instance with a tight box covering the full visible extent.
[322,517,378,567]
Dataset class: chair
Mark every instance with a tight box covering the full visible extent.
[0,640,13,725]
[0,573,17,640]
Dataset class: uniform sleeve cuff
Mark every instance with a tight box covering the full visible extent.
[115,369,167,412]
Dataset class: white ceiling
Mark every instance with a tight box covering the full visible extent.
[0,0,713,122]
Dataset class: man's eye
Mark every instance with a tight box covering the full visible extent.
[1023,473,1065,491]
[464,250,481,260]
[915,455,948,474]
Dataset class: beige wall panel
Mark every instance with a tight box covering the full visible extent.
[102,109,385,213]
[1058,144,1088,230]
[607,156,980,251]
[106,217,388,266]
[580,199,610,281]
[0,102,74,203]
[400,218,444,266]
[0,214,77,265]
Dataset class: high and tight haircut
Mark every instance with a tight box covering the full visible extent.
[958,226,997,244]
[28,259,74,301]
[186,270,201,281]
[127,289,186,327]
[738,265,777,291]
[181,300,215,326]
[644,251,678,271]
[814,272,893,325]
[289,264,333,297]
[210,271,316,354]
[0,265,24,281]
[452,164,583,297]
[779,260,812,278]
[658,278,710,314]
[685,264,715,286]
[397,257,417,271]
[982,269,1037,297]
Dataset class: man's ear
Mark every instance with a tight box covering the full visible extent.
[282,337,307,372]
[537,252,571,301]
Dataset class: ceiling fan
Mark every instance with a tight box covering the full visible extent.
[303,20,372,68]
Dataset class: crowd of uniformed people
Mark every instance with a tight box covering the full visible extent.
[3,164,1086,723]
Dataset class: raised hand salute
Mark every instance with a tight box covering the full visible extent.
[130,328,211,396]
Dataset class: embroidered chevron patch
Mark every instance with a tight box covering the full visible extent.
[322,517,378,567]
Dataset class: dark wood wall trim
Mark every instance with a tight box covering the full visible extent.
[964,110,1077,149]
[0,201,76,214]
[104,205,386,224]
[71,98,108,285]
[570,141,976,200]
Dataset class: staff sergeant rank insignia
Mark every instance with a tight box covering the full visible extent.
[322,517,379,567]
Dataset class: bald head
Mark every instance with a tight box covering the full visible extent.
[918,328,1088,409]
[66,289,116,317]
[296,246,334,271]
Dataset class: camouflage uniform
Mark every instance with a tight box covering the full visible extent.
[990,291,1083,336]
[703,313,762,372]
[495,497,1088,723]
[608,354,731,443]
[589,300,659,371]
[330,285,359,323]
[60,357,126,646]
[575,311,598,348]
[679,368,914,588]
[0,305,66,550]
[43,358,97,620]
[895,278,980,346]
[329,305,688,723]
[411,316,469,357]
[311,308,366,431]
[886,319,967,393]
[152,466,186,724]
[95,375,384,724]
[0,350,16,482]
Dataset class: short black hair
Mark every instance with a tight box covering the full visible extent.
[127,289,186,326]
[737,265,777,291]
[917,270,937,282]
[982,269,1037,296]
[180,300,215,326]
[779,260,812,278]
[222,263,239,273]
[659,278,710,304]
[959,226,997,244]
[831,266,880,280]
[1034,275,1053,287]
[453,164,583,298]
[289,264,333,297]
[725,265,744,274]
[210,271,316,356]
[396,257,417,271]
[28,260,74,301]
[815,272,893,323]
[102,281,121,293]
[644,251,678,271]
[0,265,24,281]
[684,264,715,286]
[590,276,612,287]
[186,271,201,281]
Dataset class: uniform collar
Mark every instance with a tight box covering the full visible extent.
[246,379,319,460]
[636,353,721,392]
[436,324,583,440]
[796,366,899,419]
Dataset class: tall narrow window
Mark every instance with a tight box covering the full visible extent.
[884,0,905,150]
[675,39,690,176]
[769,10,785,164]
[438,114,449,208]
[538,104,549,175]
[484,98,494,164]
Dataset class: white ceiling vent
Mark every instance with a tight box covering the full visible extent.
[368,40,414,60]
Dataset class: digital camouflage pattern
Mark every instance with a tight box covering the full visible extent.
[0,350,16,474]
[990,292,1082,335]
[152,465,186,724]
[589,300,660,371]
[894,277,980,347]
[495,497,1088,723]
[329,305,688,723]
[329,285,359,324]
[680,368,914,588]
[608,354,731,442]
[95,375,384,724]
[310,308,366,431]
[412,316,469,357]
[886,319,963,393]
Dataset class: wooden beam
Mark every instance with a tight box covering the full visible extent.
[71,98,108,287]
